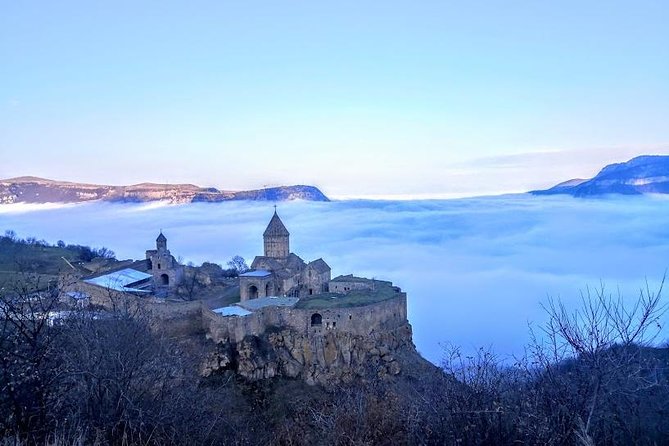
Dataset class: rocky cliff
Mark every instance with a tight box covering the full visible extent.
[0,177,329,204]
[531,155,669,196]
[201,323,416,386]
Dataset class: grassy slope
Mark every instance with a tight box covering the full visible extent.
[295,281,401,309]
[0,239,80,287]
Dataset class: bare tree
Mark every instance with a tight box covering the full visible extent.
[227,256,249,275]
[0,272,73,439]
[525,277,668,444]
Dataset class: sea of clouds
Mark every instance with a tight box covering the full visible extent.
[2,194,669,364]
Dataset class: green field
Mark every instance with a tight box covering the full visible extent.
[295,281,401,309]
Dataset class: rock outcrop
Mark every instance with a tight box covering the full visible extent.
[201,323,415,386]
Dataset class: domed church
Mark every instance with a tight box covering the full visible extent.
[239,211,331,301]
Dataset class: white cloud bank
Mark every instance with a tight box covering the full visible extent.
[2,194,668,364]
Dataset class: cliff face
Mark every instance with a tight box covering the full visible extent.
[0,177,329,204]
[202,323,416,386]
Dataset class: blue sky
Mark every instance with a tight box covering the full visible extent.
[1,1,668,198]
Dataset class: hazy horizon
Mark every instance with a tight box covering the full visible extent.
[4,150,669,201]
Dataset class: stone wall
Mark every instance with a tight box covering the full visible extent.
[203,293,407,344]
[264,235,289,258]
[144,299,204,337]
[329,279,375,294]
[239,275,274,301]
[147,250,184,289]
[71,280,413,385]
[74,280,407,346]
[70,282,204,337]
[307,294,407,336]
[302,268,330,296]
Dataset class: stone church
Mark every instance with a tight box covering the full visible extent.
[145,232,184,289]
[240,211,331,301]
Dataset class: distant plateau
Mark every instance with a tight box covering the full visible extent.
[531,155,669,197]
[0,177,329,204]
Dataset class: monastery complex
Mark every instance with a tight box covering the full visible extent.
[71,211,412,383]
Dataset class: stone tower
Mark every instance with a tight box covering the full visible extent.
[145,231,184,290]
[263,210,289,258]
[156,232,167,250]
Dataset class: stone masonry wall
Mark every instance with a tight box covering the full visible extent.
[203,294,407,344]
[329,280,375,294]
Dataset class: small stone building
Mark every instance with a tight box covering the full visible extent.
[145,232,184,289]
[329,275,379,294]
[240,211,331,301]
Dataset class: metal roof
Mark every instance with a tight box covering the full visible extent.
[85,268,152,293]
[212,306,253,317]
[239,270,272,277]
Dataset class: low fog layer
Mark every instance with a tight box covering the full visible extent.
[2,194,668,363]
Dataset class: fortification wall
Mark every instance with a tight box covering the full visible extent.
[307,293,407,336]
[70,282,204,337]
[203,294,407,343]
[72,281,408,346]
[71,282,121,307]
[144,299,204,337]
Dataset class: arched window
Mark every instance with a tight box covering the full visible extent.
[310,313,322,327]
[160,274,169,285]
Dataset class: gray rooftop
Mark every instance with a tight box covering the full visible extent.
[239,270,272,277]
[212,306,253,317]
[84,268,152,293]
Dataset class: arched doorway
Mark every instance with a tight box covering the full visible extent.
[310,313,322,327]
[265,283,272,297]
[160,274,169,286]
[249,285,258,299]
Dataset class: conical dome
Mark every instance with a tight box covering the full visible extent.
[263,211,290,258]
[263,211,289,237]
[156,231,167,250]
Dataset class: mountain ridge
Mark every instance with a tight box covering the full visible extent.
[0,176,329,204]
[531,155,669,196]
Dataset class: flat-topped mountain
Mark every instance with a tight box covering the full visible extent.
[531,155,669,196]
[0,177,329,204]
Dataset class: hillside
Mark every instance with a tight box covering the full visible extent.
[0,177,329,204]
[531,155,669,196]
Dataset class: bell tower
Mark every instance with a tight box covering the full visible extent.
[156,231,167,251]
[263,210,289,258]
